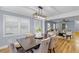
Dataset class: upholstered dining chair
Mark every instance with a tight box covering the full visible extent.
[33,37,51,53]
[49,36,56,53]
[8,43,17,53]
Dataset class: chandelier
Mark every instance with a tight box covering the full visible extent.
[33,6,47,20]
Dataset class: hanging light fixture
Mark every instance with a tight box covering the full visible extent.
[33,6,47,20]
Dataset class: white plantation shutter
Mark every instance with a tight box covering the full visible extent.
[20,17,30,34]
[4,15,18,35]
[4,15,30,36]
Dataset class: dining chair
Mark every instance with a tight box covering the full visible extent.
[33,37,51,53]
[49,36,56,53]
[8,43,17,53]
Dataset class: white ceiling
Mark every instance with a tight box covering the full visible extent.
[0,6,79,19]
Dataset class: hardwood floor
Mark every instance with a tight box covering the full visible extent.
[73,32,79,53]
[49,32,79,53]
[0,47,9,53]
[50,35,75,53]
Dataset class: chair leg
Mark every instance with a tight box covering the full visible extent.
[49,48,55,53]
[48,49,51,53]
[53,48,55,53]
[30,50,34,53]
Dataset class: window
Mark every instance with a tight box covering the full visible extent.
[47,23,51,31]
[3,15,30,36]
[4,15,18,35]
[62,23,66,30]
[34,20,42,33]
[53,23,56,30]
[20,18,30,34]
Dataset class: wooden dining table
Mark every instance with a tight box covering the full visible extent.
[17,37,42,52]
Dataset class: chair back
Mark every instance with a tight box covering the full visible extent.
[49,36,56,49]
[8,43,17,53]
[38,37,50,53]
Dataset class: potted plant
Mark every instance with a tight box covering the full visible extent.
[35,27,42,38]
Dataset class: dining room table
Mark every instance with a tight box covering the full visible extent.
[17,37,43,52]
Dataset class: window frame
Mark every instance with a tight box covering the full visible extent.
[3,15,31,37]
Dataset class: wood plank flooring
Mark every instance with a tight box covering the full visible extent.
[50,35,75,53]
[0,47,9,53]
